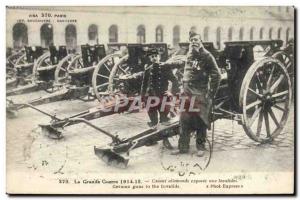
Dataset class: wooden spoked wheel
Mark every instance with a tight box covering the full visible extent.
[108,55,131,95]
[239,57,292,143]
[66,54,85,72]
[7,51,24,68]
[14,53,35,85]
[92,53,122,101]
[32,52,51,81]
[6,52,25,87]
[54,54,77,84]
[14,54,27,67]
[272,51,294,88]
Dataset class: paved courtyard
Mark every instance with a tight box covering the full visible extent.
[6,90,294,179]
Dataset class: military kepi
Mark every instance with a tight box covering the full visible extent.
[189,30,201,40]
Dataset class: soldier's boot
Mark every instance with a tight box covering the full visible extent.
[196,128,207,157]
[147,109,159,128]
[160,112,171,126]
[170,133,190,155]
[196,144,206,157]
[147,121,157,128]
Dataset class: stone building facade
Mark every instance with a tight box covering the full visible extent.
[6,6,294,50]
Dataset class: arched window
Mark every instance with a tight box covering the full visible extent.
[12,23,28,49]
[137,25,146,43]
[239,27,244,40]
[277,27,282,39]
[65,24,77,50]
[109,25,118,43]
[173,25,180,47]
[228,27,234,41]
[259,27,264,39]
[203,26,209,42]
[269,28,273,39]
[250,27,255,40]
[40,23,53,48]
[155,25,163,42]
[216,27,221,49]
[88,24,98,44]
[286,28,291,44]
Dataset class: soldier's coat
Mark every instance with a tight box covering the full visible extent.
[181,47,221,128]
[141,62,179,97]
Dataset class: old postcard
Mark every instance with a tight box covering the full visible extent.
[6,6,295,194]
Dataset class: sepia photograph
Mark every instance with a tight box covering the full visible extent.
[5,6,295,194]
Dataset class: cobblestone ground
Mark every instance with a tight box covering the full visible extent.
[6,91,294,178]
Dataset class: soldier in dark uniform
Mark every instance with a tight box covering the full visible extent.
[133,48,180,127]
[171,32,222,157]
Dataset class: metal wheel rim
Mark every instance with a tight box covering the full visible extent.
[108,55,130,95]
[32,52,51,82]
[92,53,122,101]
[54,54,76,84]
[272,51,294,78]
[67,54,84,72]
[239,57,292,143]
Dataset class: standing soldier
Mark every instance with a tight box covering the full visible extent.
[141,48,180,126]
[171,31,222,157]
[129,48,179,146]
[130,48,180,127]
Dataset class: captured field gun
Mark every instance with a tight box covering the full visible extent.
[6,47,24,68]
[92,40,292,167]
[6,46,46,88]
[33,43,170,139]
[12,40,292,168]
[6,45,75,96]
[6,43,126,117]
[38,43,166,139]
[6,48,25,89]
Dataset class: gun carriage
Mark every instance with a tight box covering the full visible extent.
[6,43,126,117]
[9,40,292,168]
[6,45,76,96]
[6,46,46,88]
[38,43,165,138]
[6,47,25,68]
[6,48,25,88]
[92,40,292,167]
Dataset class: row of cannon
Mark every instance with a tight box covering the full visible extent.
[6,40,294,167]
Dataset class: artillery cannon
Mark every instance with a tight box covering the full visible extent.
[92,40,292,167]
[18,40,292,168]
[6,46,46,88]
[6,45,75,96]
[37,43,166,137]
[6,47,24,68]
[6,48,25,88]
[6,43,126,117]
